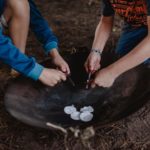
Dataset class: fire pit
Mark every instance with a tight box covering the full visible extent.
[4,50,150,129]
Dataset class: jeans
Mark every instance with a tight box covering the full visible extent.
[115,26,150,64]
[0,0,58,80]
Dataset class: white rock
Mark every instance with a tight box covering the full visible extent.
[64,105,77,115]
[70,111,80,120]
[80,111,93,122]
[80,106,94,113]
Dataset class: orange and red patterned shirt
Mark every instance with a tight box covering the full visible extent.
[102,0,150,28]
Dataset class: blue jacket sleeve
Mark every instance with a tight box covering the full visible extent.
[29,0,58,54]
[0,29,44,80]
[0,0,5,16]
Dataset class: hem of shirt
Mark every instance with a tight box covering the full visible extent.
[27,63,44,80]
[44,41,58,55]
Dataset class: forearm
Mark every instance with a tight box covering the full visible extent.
[49,48,59,57]
[0,29,44,80]
[92,16,114,51]
[29,0,58,54]
[108,36,150,77]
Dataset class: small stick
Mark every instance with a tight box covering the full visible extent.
[56,67,75,87]
[68,76,76,87]
[86,73,92,89]
[46,122,67,134]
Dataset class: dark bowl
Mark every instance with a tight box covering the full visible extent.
[4,50,150,129]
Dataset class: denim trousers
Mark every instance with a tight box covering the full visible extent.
[115,26,150,64]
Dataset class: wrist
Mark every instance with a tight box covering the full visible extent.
[106,65,121,79]
[27,63,44,81]
[49,48,59,58]
[91,48,102,56]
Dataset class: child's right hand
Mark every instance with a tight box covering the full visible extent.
[84,52,101,73]
[39,68,67,87]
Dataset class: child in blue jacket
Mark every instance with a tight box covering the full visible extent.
[0,0,70,86]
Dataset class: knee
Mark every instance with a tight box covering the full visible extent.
[7,0,30,20]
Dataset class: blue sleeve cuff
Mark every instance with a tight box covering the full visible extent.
[44,41,58,55]
[27,63,44,80]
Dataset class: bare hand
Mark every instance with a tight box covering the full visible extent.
[50,49,70,75]
[84,52,101,73]
[52,54,70,75]
[39,68,66,87]
[91,68,117,88]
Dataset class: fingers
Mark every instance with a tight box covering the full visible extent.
[91,82,96,88]
[84,55,101,73]
[66,65,70,75]
[84,62,89,73]
[95,63,101,71]
[91,71,102,88]
[85,62,100,73]
[60,64,70,75]
[91,78,113,88]
[55,70,67,82]
[89,64,94,73]
[61,66,67,73]
[39,68,67,87]
[84,60,95,73]
[58,71,67,81]
[91,79,100,89]
[52,54,71,75]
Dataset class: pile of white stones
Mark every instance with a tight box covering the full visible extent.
[64,105,94,122]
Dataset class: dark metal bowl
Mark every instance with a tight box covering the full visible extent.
[4,51,150,129]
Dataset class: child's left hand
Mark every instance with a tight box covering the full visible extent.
[49,49,70,75]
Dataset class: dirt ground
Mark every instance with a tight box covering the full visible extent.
[0,0,149,150]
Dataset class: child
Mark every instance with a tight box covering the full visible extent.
[0,0,70,87]
[85,0,150,88]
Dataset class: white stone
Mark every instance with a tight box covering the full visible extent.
[80,106,94,113]
[70,111,80,120]
[64,105,77,115]
[80,111,93,122]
